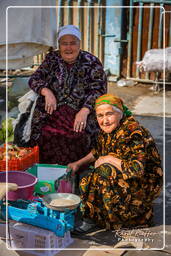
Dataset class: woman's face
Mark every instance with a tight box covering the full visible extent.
[96,104,122,133]
[59,35,80,64]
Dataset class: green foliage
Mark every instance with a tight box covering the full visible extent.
[0,118,14,143]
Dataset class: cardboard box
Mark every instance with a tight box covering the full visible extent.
[27,164,68,195]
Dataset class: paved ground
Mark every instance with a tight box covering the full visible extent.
[0,82,171,256]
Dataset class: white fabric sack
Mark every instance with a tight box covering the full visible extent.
[0,0,57,69]
[136,47,171,73]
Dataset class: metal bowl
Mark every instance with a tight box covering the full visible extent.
[42,193,81,211]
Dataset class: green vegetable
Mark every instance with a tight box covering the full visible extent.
[0,118,15,143]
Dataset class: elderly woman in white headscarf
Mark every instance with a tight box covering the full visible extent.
[27,25,107,164]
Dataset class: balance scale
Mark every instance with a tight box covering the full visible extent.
[0,199,76,237]
[0,185,80,237]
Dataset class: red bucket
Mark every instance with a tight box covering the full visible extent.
[0,171,37,201]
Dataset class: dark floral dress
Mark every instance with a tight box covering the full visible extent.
[28,50,107,164]
[80,115,163,230]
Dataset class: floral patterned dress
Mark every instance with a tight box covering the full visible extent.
[28,50,107,164]
[80,115,163,229]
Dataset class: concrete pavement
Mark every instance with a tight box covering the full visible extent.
[1,82,171,256]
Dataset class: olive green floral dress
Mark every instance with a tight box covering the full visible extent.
[79,116,163,230]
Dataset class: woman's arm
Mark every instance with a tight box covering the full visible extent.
[40,88,57,115]
[67,152,95,174]
[28,53,52,94]
[93,131,147,179]
[28,52,57,114]
[73,59,107,132]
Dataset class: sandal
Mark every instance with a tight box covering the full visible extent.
[72,221,96,235]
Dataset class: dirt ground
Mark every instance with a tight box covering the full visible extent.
[108,81,162,110]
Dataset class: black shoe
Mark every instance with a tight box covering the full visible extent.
[71,221,96,236]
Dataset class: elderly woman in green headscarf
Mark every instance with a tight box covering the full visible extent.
[68,94,163,233]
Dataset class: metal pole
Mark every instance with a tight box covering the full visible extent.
[134,0,171,4]
[136,2,143,78]
[127,0,134,78]
[87,0,93,52]
[169,12,171,46]
[146,3,154,79]
[57,0,63,28]
[67,0,72,24]
[147,3,154,50]
[97,0,102,58]
[78,0,82,28]
[158,4,164,48]
[78,0,84,49]
[118,3,124,78]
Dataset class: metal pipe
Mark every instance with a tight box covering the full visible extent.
[169,12,171,46]
[158,4,164,48]
[118,3,124,78]
[87,0,93,52]
[127,0,134,78]
[67,0,72,24]
[57,0,63,28]
[78,0,84,49]
[78,0,82,28]
[97,0,102,58]
[0,75,31,78]
[101,34,117,37]
[136,2,143,78]
[134,0,171,3]
[108,75,169,85]
[147,3,154,50]
[146,3,154,80]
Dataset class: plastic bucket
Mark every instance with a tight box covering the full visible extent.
[0,171,37,200]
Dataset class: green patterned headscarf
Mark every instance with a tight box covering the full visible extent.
[95,94,132,117]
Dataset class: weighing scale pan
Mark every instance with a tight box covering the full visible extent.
[42,193,81,211]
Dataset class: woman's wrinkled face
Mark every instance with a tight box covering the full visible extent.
[59,35,80,64]
[96,104,122,133]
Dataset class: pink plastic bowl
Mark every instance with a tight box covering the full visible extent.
[0,171,37,201]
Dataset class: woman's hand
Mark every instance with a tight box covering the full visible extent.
[74,107,90,132]
[41,88,57,115]
[67,162,80,176]
[67,152,95,176]
[95,155,122,170]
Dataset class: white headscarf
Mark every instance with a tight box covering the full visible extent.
[57,25,81,41]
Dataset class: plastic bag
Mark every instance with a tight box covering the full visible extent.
[55,170,75,193]
[13,90,38,147]
[57,179,73,193]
